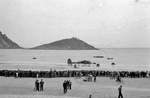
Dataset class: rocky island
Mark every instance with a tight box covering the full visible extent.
[32,37,98,50]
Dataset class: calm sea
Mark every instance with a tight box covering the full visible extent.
[0,48,150,71]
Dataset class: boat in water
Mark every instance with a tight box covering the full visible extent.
[93,56,104,58]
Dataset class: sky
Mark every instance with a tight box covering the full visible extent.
[0,0,150,48]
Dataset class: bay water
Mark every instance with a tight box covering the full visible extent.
[0,48,150,71]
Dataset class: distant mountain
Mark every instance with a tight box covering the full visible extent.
[32,37,99,50]
[0,31,22,49]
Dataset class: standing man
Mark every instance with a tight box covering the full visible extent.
[66,80,69,89]
[35,79,39,91]
[69,80,72,90]
[118,85,123,98]
[40,79,44,91]
[94,75,96,82]
[89,95,92,98]
[63,80,67,94]
[16,71,18,78]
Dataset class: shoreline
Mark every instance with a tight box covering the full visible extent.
[1,67,149,79]
[0,65,150,71]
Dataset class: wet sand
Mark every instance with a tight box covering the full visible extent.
[0,76,150,98]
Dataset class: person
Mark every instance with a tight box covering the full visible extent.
[116,75,121,82]
[89,95,92,98]
[118,85,123,98]
[16,72,18,78]
[94,75,96,82]
[36,73,39,78]
[68,80,72,90]
[35,79,39,91]
[66,80,69,89]
[63,80,67,94]
[40,79,44,91]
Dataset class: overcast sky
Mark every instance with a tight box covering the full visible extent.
[0,0,150,48]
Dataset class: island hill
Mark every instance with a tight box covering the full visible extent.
[0,31,98,50]
[0,31,22,49]
[31,37,99,50]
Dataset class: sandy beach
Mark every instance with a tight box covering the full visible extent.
[0,76,150,98]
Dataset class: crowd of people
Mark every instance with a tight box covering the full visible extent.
[32,77,123,98]
[31,76,123,98]
[0,69,149,79]
[33,78,72,94]
[0,69,129,97]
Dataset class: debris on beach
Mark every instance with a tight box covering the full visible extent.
[111,62,115,65]
[107,58,113,60]
[93,62,96,64]
[33,57,36,59]
[96,64,100,67]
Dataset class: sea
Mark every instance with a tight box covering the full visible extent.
[0,48,150,71]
